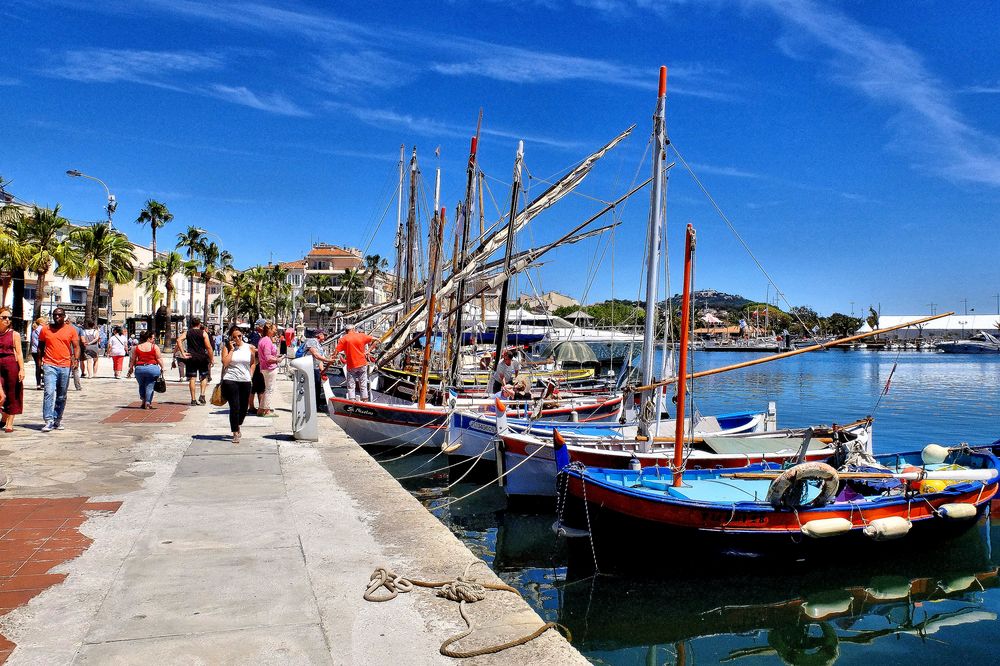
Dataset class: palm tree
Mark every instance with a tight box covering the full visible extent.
[266,264,289,322]
[146,251,195,345]
[176,226,206,320]
[135,200,173,260]
[227,271,252,327]
[364,254,388,287]
[0,207,31,322]
[22,206,77,321]
[243,265,270,321]
[200,242,231,327]
[71,222,136,322]
[341,268,365,310]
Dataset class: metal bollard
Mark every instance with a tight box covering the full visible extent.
[290,356,319,441]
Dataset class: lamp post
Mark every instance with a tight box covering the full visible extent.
[316,304,330,330]
[67,169,118,322]
[193,228,227,329]
[120,298,131,328]
[44,286,59,317]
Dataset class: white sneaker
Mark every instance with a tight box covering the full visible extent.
[41,420,54,432]
[54,420,65,430]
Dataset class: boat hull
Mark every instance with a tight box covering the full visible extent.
[328,397,446,449]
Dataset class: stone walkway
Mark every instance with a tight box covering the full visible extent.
[0,358,586,664]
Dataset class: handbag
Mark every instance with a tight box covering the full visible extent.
[154,374,167,394]
[210,383,226,407]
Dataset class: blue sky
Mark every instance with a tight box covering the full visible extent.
[2,0,998,317]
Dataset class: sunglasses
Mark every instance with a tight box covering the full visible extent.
[0,316,10,321]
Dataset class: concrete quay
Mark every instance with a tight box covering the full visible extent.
[0,359,586,665]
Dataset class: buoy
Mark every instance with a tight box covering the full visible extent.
[629,456,642,472]
[801,517,853,538]
[922,444,950,464]
[938,502,977,520]
[863,516,912,540]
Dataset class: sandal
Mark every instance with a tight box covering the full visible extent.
[232,432,241,444]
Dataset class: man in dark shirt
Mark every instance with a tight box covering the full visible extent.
[182,317,214,405]
[247,318,266,414]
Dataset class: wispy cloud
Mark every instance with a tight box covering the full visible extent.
[432,43,737,100]
[41,47,308,117]
[960,82,1000,94]
[329,103,584,151]
[309,50,412,95]
[45,48,223,87]
[0,76,21,86]
[206,85,310,117]
[688,162,762,179]
[753,0,1000,187]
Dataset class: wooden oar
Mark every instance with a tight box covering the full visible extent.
[723,469,998,482]
[633,312,953,393]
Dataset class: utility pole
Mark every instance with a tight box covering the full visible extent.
[926,303,937,316]
[993,293,999,315]
[961,298,969,316]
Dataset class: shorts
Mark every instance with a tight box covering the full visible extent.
[85,345,100,359]
[185,358,210,379]
[251,366,265,394]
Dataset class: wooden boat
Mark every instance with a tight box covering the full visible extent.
[555,444,999,556]
[496,416,871,497]
[330,390,623,449]
[448,403,773,467]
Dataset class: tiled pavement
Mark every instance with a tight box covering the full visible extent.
[0,499,121,663]
[100,401,191,425]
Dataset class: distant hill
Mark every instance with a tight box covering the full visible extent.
[666,290,751,310]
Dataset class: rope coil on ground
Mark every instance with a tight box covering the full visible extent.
[363,562,571,658]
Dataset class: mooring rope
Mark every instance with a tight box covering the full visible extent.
[363,561,571,658]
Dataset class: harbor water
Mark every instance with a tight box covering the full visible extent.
[379,351,1000,664]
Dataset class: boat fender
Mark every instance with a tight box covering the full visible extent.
[801,591,853,619]
[766,462,840,510]
[863,516,912,541]
[569,410,579,423]
[938,502,977,520]
[938,574,978,594]
[628,456,641,472]
[922,444,950,464]
[800,518,853,538]
[767,622,839,666]
[864,576,912,601]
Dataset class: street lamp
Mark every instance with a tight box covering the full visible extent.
[120,298,132,326]
[316,304,331,329]
[67,169,118,322]
[44,286,59,316]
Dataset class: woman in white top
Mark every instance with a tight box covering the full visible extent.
[107,326,129,379]
[221,325,257,443]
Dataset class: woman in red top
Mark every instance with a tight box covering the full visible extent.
[126,330,166,409]
[0,307,25,432]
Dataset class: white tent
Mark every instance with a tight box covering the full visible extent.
[700,313,723,325]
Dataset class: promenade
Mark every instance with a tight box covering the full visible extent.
[0,359,585,665]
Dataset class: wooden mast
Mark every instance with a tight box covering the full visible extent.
[403,147,418,314]
[418,207,445,409]
[478,171,487,337]
[394,144,405,307]
[672,224,695,486]
[492,141,525,373]
[638,65,668,443]
[449,133,480,383]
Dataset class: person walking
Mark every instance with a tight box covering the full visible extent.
[334,323,375,402]
[126,331,165,409]
[81,319,101,379]
[29,317,45,390]
[247,318,266,415]
[256,323,281,417]
[173,327,188,382]
[183,318,213,406]
[0,308,25,433]
[38,307,80,432]
[221,325,257,443]
[300,329,334,413]
[108,326,129,379]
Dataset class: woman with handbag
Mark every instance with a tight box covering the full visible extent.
[221,325,257,443]
[108,325,129,379]
[126,330,165,409]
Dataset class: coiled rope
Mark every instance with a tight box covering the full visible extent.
[364,561,571,658]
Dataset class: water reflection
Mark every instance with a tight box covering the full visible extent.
[374,352,1000,664]
[559,519,998,664]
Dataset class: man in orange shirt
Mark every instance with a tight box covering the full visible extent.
[37,308,80,432]
[335,323,375,401]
